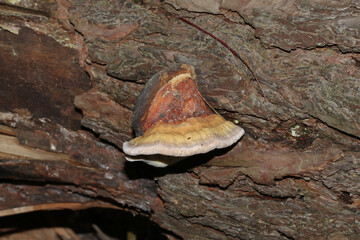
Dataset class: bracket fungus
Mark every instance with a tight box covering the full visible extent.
[123,64,244,167]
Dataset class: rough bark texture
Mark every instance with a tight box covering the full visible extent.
[0,0,359,239]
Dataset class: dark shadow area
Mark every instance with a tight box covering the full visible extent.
[80,125,101,138]
[0,208,167,240]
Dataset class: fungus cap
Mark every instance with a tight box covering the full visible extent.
[123,64,244,166]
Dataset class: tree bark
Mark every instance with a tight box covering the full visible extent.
[0,0,359,239]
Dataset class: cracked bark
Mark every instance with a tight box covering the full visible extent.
[0,0,359,239]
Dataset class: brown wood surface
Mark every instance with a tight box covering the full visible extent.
[0,0,359,239]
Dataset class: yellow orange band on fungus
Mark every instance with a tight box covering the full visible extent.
[123,115,244,157]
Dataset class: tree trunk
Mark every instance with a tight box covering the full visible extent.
[0,0,359,239]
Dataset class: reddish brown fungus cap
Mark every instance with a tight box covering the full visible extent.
[123,64,244,167]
